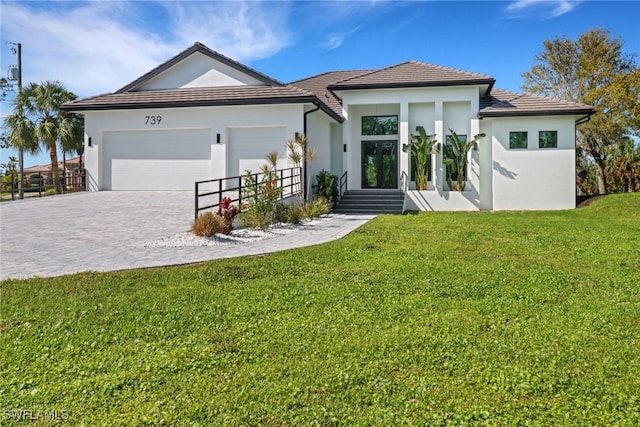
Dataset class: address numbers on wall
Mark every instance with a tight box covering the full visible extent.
[145,115,162,125]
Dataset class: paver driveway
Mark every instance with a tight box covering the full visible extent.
[0,192,374,280]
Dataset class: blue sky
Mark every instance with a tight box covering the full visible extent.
[1,0,639,167]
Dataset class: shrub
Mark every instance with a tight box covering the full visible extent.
[216,197,238,234]
[191,212,229,237]
[313,170,338,207]
[273,202,289,224]
[306,197,332,219]
[240,171,283,230]
[284,204,304,224]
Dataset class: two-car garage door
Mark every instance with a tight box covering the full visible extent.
[103,129,212,190]
[102,126,288,190]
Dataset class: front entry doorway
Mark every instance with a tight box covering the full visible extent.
[361,141,398,188]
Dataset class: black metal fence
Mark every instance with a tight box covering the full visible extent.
[1,169,86,200]
[195,167,302,220]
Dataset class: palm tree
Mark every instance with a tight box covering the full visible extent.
[19,81,81,194]
[2,96,38,197]
[59,112,85,189]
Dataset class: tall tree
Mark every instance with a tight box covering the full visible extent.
[522,29,640,195]
[607,137,640,193]
[2,95,39,173]
[6,81,82,194]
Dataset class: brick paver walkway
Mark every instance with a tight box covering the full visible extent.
[0,192,374,280]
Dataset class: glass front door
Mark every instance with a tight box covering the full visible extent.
[362,141,397,188]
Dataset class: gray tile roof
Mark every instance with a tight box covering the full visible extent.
[328,61,495,90]
[63,85,318,110]
[479,88,594,117]
[291,70,373,118]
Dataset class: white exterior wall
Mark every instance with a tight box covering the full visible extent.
[306,111,334,184]
[83,104,304,191]
[330,123,343,178]
[139,52,265,90]
[490,116,576,210]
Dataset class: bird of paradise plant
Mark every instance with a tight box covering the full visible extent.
[402,126,439,190]
[442,129,485,191]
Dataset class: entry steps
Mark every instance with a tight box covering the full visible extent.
[333,190,404,214]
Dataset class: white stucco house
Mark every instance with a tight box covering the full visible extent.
[62,42,594,211]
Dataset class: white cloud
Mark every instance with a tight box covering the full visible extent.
[506,0,582,19]
[164,1,290,61]
[322,25,362,50]
[0,1,290,98]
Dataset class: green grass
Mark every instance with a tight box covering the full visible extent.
[2,194,639,426]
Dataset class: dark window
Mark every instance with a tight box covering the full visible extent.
[539,130,558,148]
[509,131,528,149]
[362,115,398,136]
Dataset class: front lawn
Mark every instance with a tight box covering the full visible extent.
[2,194,639,425]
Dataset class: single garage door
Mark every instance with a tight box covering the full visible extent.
[103,129,212,190]
[228,126,288,177]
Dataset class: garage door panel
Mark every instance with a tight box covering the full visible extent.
[103,129,211,190]
[228,127,288,177]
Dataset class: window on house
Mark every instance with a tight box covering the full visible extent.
[362,115,398,136]
[444,134,467,184]
[509,131,528,149]
[539,130,558,148]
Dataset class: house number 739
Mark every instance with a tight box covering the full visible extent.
[145,115,162,125]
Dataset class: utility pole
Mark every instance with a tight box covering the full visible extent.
[7,42,23,199]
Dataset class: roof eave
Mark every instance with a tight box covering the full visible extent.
[478,108,595,120]
[61,96,344,123]
[328,79,495,91]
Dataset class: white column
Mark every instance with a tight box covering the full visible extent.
[341,103,355,190]
[434,101,444,191]
[399,102,409,191]
[469,117,481,194]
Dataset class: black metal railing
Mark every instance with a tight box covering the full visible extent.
[338,171,348,200]
[195,167,302,219]
[1,169,86,201]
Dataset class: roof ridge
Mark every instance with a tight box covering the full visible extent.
[329,68,385,85]
[289,69,373,85]
[409,60,494,79]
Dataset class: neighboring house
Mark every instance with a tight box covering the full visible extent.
[62,42,593,211]
[23,156,85,186]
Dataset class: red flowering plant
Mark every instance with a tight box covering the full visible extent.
[216,197,238,234]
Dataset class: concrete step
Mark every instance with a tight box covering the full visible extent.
[334,190,404,214]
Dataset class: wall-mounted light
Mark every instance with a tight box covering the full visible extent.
[216,133,221,144]
[87,137,92,147]
[343,144,347,153]
[295,132,300,139]
[473,142,478,151]
[437,142,441,151]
